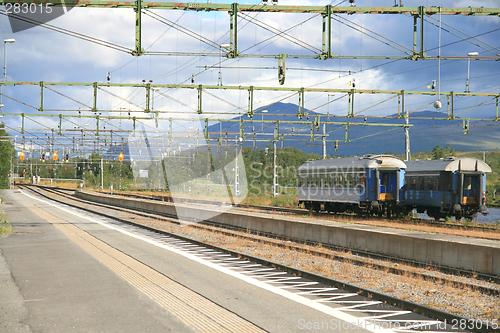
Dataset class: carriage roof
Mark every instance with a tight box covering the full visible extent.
[406,158,491,173]
[298,155,406,172]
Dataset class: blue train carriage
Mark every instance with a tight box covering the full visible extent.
[297,155,407,216]
[402,158,492,220]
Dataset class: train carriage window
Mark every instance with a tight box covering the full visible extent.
[360,173,365,185]
[439,172,452,191]
[408,176,417,190]
[419,175,439,191]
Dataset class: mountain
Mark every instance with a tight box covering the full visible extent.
[208,102,500,155]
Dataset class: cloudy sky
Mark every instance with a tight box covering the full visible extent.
[0,0,498,148]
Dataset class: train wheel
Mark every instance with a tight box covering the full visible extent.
[453,204,463,221]
[386,206,393,218]
[427,208,441,221]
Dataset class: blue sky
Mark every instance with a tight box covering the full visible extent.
[0,0,498,150]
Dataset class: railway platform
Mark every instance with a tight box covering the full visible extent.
[0,189,374,333]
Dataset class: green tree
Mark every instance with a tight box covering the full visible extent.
[0,128,13,188]
[431,145,443,159]
[431,145,455,159]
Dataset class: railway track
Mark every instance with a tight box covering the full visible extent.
[95,189,500,234]
[21,185,500,293]
[18,185,499,333]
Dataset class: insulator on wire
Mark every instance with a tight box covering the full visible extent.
[313,116,320,129]
[278,55,286,85]
[463,119,470,134]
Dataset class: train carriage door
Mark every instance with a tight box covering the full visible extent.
[462,173,481,206]
[378,170,397,201]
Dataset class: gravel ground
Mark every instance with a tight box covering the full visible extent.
[39,189,500,322]
[178,227,500,322]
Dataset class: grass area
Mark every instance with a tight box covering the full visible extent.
[242,192,298,208]
[0,211,11,236]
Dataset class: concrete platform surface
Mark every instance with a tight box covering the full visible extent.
[0,190,370,333]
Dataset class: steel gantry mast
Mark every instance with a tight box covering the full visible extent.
[1,80,498,160]
[1,1,499,60]
[1,80,498,121]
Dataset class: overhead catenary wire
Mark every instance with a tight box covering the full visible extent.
[142,9,222,51]
[2,0,496,150]
[109,11,187,74]
[200,65,351,73]
[0,10,132,54]
[44,86,93,109]
[175,0,350,85]
[425,16,500,54]
[330,14,413,55]
[238,12,322,54]
[177,12,323,85]
[424,27,500,53]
